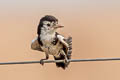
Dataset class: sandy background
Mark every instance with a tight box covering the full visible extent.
[0,0,120,80]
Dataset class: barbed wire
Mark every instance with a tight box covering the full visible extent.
[0,58,120,65]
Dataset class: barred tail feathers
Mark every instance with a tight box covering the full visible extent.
[66,36,72,59]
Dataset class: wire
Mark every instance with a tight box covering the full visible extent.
[0,58,120,65]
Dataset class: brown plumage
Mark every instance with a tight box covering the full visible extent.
[31,15,72,69]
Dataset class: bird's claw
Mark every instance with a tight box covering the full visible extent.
[64,59,69,63]
[40,59,45,65]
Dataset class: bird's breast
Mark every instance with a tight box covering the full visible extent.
[40,32,62,56]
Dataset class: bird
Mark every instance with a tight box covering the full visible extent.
[31,15,72,69]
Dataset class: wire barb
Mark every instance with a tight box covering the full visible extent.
[0,58,120,65]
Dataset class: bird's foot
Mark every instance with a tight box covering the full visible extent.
[64,59,70,67]
[64,59,69,63]
[40,59,46,65]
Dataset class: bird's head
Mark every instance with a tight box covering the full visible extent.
[37,15,64,35]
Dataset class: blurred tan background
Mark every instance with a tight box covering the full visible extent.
[0,0,120,80]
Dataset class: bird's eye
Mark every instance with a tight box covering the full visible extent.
[47,24,50,26]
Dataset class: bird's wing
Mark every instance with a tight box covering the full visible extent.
[31,37,43,52]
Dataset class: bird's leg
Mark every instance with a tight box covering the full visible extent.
[61,50,69,63]
[40,53,49,65]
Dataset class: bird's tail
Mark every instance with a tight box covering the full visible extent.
[66,36,72,59]
[54,37,72,69]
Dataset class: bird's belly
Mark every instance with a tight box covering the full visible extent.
[41,44,62,56]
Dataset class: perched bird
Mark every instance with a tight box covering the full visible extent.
[31,15,72,69]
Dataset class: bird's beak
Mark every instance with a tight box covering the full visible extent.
[54,24,64,29]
